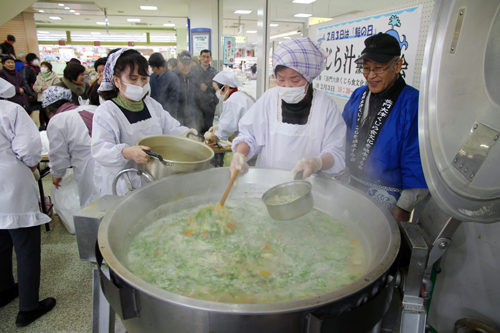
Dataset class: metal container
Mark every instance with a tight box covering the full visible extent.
[97,168,400,333]
[262,180,313,220]
[137,135,214,180]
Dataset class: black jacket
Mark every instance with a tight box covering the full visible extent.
[172,68,199,129]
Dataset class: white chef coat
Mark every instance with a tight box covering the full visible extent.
[232,87,346,175]
[91,96,188,197]
[47,105,97,208]
[0,101,51,229]
[215,91,255,141]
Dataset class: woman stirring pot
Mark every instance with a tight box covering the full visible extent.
[92,48,197,197]
[230,38,346,179]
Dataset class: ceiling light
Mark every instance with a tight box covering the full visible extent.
[96,22,107,25]
[91,32,101,35]
[49,16,62,20]
[270,24,279,27]
[37,31,49,34]
[234,10,252,14]
[163,23,175,27]
[292,0,316,3]
[75,13,80,15]
[294,13,312,17]
[270,30,300,39]
[283,36,291,39]
[38,9,45,12]
[140,6,157,10]
[127,18,141,22]
[58,3,64,6]
[246,30,257,33]
[64,7,69,9]
[70,10,75,12]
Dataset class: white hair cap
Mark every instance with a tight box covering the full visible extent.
[0,78,15,98]
[213,71,242,88]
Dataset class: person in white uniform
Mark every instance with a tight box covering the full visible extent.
[0,78,56,327]
[42,86,97,208]
[92,48,196,196]
[230,37,346,179]
[204,71,255,142]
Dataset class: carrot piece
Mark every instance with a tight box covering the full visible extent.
[260,271,270,276]
[185,229,194,236]
[189,216,193,223]
[203,231,208,239]
[278,234,282,239]
[307,294,315,298]
[304,232,310,236]
[152,230,158,235]
[153,251,160,256]
[227,223,234,231]
[264,246,271,251]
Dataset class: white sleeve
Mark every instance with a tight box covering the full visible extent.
[47,117,71,178]
[318,97,346,175]
[91,106,129,169]
[7,103,42,167]
[232,92,269,159]
[215,99,243,141]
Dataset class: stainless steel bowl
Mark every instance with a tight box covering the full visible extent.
[262,180,313,220]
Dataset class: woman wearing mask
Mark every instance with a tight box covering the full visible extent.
[21,53,41,114]
[33,62,60,129]
[0,56,28,109]
[92,48,197,197]
[56,63,89,105]
[230,38,346,180]
[204,71,255,142]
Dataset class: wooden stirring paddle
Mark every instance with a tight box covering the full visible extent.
[218,169,239,208]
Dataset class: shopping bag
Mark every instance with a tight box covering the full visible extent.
[51,169,80,234]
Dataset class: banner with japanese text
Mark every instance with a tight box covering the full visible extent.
[223,37,236,65]
[312,5,422,99]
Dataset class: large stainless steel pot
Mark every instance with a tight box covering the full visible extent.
[137,135,214,180]
[98,168,400,333]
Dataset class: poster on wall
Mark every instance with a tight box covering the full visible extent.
[223,36,236,65]
[193,35,209,55]
[312,5,422,99]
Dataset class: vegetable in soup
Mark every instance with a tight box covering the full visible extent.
[128,198,365,304]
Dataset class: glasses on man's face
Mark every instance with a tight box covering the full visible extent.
[362,59,397,75]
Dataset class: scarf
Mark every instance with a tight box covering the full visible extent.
[112,93,144,112]
[62,77,85,96]
[43,71,52,80]
[349,75,406,178]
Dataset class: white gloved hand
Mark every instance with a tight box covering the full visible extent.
[32,169,41,181]
[182,128,200,141]
[229,152,249,177]
[291,157,322,180]
[204,126,218,141]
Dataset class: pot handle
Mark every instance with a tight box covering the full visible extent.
[304,274,396,333]
[95,241,140,320]
[112,168,154,196]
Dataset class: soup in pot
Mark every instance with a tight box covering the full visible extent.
[128,198,365,304]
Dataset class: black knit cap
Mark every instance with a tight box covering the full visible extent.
[7,35,15,42]
[148,52,166,68]
[26,53,38,64]
[1,55,15,63]
[355,33,401,64]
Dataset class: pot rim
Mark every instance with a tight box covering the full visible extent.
[98,168,400,314]
[137,134,215,164]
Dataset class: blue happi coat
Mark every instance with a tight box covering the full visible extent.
[342,84,427,203]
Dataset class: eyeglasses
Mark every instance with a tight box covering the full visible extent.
[362,59,397,75]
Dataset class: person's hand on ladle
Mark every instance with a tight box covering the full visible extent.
[122,145,151,164]
[230,152,249,177]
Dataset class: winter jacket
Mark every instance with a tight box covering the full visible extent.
[150,68,180,118]
[33,71,61,102]
[0,68,28,108]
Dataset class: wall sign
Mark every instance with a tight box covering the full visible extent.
[311,5,423,99]
[223,37,236,65]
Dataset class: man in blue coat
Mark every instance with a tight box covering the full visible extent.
[148,53,180,119]
[342,33,428,223]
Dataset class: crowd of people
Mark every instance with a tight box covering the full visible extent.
[0,32,429,327]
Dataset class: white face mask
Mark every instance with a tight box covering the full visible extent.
[277,83,308,104]
[119,81,150,102]
[40,67,48,73]
[32,59,40,66]
[215,89,226,102]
